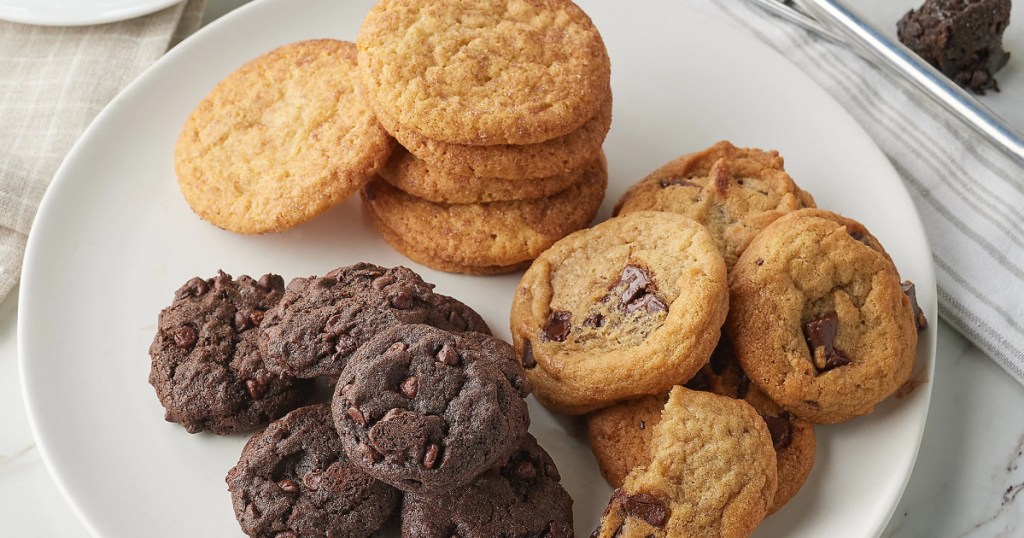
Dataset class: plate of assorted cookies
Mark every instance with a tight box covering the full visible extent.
[19,0,936,537]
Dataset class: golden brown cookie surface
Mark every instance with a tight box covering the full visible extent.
[616,141,815,269]
[592,387,777,538]
[175,40,394,234]
[509,211,728,415]
[363,154,607,272]
[379,147,594,204]
[728,209,917,424]
[376,96,612,180]
[357,0,611,145]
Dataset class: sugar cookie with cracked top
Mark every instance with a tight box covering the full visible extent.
[175,39,394,234]
[357,0,611,145]
[332,324,531,494]
[509,211,729,415]
[615,141,816,269]
[591,386,777,538]
[363,153,607,273]
[728,208,918,424]
[378,146,596,204]
[376,96,612,180]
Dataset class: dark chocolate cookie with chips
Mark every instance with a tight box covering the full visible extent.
[148,271,312,434]
[259,263,489,379]
[400,434,573,538]
[332,324,530,494]
[226,404,400,538]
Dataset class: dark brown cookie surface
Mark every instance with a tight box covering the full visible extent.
[148,271,312,434]
[226,404,400,538]
[400,434,573,538]
[259,263,489,379]
[332,324,530,494]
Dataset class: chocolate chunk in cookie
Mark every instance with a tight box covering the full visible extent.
[400,434,574,538]
[226,404,399,538]
[332,324,530,494]
[259,263,489,379]
[148,271,312,434]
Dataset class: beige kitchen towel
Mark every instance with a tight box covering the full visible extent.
[0,0,207,299]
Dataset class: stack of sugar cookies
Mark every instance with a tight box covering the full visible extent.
[355,0,613,275]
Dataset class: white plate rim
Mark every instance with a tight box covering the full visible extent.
[0,0,181,26]
[16,0,939,536]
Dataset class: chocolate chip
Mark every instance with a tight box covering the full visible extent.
[245,379,267,400]
[302,470,322,490]
[624,294,668,314]
[514,461,537,480]
[521,340,536,369]
[658,177,692,188]
[233,311,255,332]
[274,532,298,538]
[400,376,419,398]
[277,479,299,494]
[448,310,468,331]
[183,277,208,297]
[803,312,852,372]
[256,274,281,291]
[763,413,794,450]
[638,420,646,430]
[390,290,415,309]
[371,275,395,290]
[713,160,732,194]
[583,313,606,328]
[346,406,367,426]
[423,443,440,469]
[616,265,668,314]
[360,443,381,463]
[755,258,764,266]
[542,311,572,342]
[849,230,872,247]
[334,335,357,356]
[901,281,928,331]
[172,326,197,349]
[621,493,669,527]
[245,502,261,519]
[436,344,459,366]
[589,528,601,538]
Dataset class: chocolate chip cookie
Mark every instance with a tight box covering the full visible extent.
[587,339,815,515]
[148,271,312,434]
[357,0,611,145]
[259,263,489,379]
[509,211,729,415]
[728,209,918,424]
[332,324,531,494]
[591,387,777,538]
[400,434,574,538]
[226,404,400,538]
[615,141,816,269]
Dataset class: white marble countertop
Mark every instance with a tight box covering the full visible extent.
[3,1,1024,536]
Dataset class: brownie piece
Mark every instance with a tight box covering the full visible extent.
[898,0,1012,94]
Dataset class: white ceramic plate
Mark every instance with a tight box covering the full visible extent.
[18,0,937,536]
[0,0,180,26]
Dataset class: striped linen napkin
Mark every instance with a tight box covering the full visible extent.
[688,0,1024,384]
[0,0,206,297]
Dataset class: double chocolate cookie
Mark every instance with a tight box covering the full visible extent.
[332,324,531,494]
[728,209,919,423]
[148,271,312,434]
[400,434,574,538]
[509,211,729,414]
[259,263,489,379]
[226,404,400,538]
